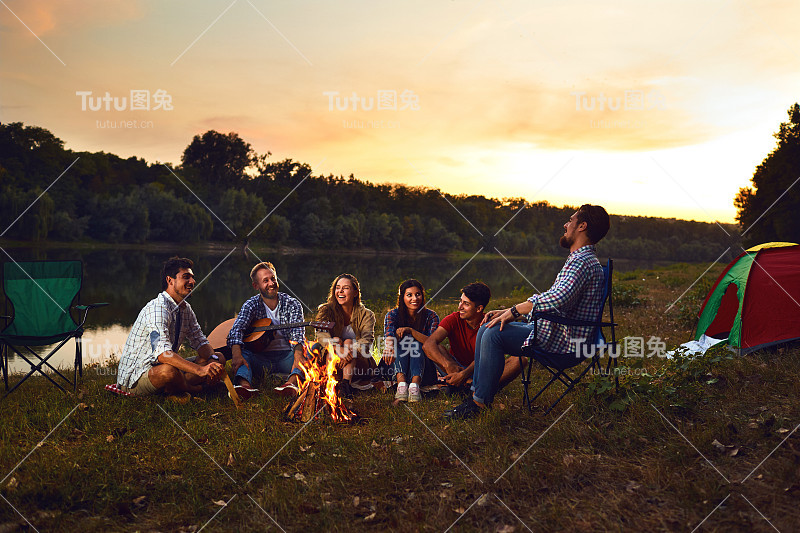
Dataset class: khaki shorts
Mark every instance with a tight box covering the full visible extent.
[126,370,158,396]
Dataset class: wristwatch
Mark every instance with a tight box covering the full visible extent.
[510,305,521,319]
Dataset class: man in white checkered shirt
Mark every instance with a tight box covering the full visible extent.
[444,205,611,420]
[117,257,225,397]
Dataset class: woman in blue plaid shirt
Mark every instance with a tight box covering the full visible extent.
[382,279,440,402]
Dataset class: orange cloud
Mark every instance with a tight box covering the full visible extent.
[5,0,145,36]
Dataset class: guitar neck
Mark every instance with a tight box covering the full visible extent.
[248,321,320,333]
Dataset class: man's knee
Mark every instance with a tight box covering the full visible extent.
[480,325,506,348]
[149,365,181,389]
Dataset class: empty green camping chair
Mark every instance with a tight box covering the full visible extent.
[0,260,108,396]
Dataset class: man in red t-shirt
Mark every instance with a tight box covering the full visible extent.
[423,282,522,388]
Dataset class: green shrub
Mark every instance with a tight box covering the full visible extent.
[612,284,645,307]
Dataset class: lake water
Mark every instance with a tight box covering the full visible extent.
[1,246,667,373]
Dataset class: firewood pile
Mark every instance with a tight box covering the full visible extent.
[283,342,357,424]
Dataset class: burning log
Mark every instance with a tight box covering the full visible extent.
[283,342,357,424]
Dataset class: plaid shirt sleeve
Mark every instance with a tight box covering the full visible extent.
[523,245,603,352]
[183,303,209,351]
[278,293,305,344]
[526,252,593,315]
[117,293,175,388]
[423,309,440,336]
[227,295,261,347]
[384,308,398,338]
[151,303,175,357]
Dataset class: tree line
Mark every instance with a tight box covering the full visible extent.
[735,103,800,246]
[0,122,741,262]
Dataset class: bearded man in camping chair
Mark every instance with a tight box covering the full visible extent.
[443,204,610,419]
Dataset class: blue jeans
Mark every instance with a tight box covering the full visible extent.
[472,322,532,405]
[235,348,296,386]
[392,338,441,386]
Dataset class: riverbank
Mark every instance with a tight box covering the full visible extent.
[0,238,456,259]
[1,263,798,531]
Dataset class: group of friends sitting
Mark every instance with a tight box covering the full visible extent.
[116,204,610,419]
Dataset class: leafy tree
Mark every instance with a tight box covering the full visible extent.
[0,123,68,191]
[299,213,324,247]
[335,214,365,248]
[256,214,291,244]
[0,121,740,259]
[215,188,267,241]
[735,103,800,245]
[365,212,402,248]
[136,184,213,242]
[181,130,255,192]
[0,186,54,241]
[87,193,149,243]
[49,211,89,241]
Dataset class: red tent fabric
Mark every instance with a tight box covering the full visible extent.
[696,243,800,354]
[740,246,800,351]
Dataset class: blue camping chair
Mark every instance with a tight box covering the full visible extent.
[0,260,108,396]
[522,259,618,414]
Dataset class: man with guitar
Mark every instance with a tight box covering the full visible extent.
[227,262,307,399]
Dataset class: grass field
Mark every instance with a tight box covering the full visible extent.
[1,263,799,532]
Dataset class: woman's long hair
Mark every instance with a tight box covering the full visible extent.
[317,273,361,339]
[396,279,426,331]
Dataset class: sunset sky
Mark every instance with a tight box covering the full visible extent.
[2,0,799,223]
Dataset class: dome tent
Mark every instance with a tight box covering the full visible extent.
[695,242,800,354]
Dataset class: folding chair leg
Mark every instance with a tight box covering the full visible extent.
[531,356,603,414]
[543,386,574,414]
[0,340,77,399]
[25,344,74,387]
[603,355,619,392]
[528,372,562,411]
[74,337,83,392]
[5,362,69,396]
[521,356,534,409]
[1,344,7,391]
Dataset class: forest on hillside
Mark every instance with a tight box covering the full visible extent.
[0,122,740,262]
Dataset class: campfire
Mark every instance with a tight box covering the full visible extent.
[283,342,357,424]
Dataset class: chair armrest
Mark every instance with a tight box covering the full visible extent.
[532,311,616,328]
[73,303,110,311]
[73,303,109,329]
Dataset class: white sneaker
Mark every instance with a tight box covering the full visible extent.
[273,381,298,397]
[408,383,421,403]
[395,382,408,401]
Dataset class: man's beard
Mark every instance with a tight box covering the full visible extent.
[260,288,277,299]
[559,234,572,249]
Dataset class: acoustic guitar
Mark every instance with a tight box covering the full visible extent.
[207,317,334,356]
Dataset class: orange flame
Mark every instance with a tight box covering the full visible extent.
[296,340,355,423]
